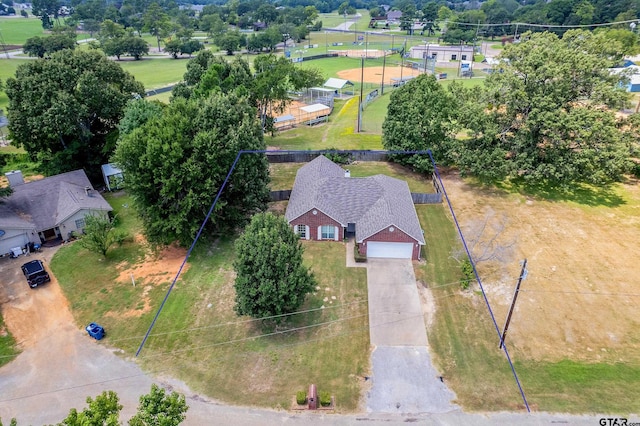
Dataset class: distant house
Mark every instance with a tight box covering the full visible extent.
[253,22,267,31]
[285,156,425,260]
[0,170,112,256]
[386,10,402,22]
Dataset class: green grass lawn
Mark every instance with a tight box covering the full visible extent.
[361,90,391,134]
[118,57,188,89]
[0,59,30,113]
[0,314,19,367]
[51,192,370,411]
[269,98,383,150]
[0,17,44,45]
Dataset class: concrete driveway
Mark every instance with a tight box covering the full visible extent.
[364,258,458,414]
[366,259,427,347]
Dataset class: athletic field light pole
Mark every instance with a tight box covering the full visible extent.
[358,55,364,133]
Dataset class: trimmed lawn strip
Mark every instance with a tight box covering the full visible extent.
[415,203,526,411]
[52,193,369,411]
[0,314,19,367]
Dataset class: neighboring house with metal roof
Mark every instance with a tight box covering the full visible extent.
[284,155,425,260]
[0,169,112,256]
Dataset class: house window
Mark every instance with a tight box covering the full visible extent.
[321,225,335,240]
[451,54,457,60]
[297,225,306,238]
[461,54,467,60]
[75,218,85,229]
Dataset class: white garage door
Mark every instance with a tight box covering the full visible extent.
[0,234,28,256]
[367,242,414,259]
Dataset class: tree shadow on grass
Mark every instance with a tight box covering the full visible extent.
[496,180,627,208]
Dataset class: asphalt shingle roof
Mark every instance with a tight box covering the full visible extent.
[285,156,425,244]
[1,170,112,232]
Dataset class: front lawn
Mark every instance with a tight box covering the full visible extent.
[51,193,369,411]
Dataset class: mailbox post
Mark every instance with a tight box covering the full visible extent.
[308,384,318,410]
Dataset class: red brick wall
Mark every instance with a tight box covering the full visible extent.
[290,209,343,241]
[361,226,422,260]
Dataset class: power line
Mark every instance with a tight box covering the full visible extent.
[519,289,640,297]
[109,299,368,343]
[449,18,639,30]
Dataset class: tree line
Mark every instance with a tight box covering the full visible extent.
[383,29,640,187]
[375,0,640,39]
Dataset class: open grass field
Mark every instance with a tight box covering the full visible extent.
[0,59,30,113]
[118,57,188,90]
[0,17,44,45]
[430,173,640,413]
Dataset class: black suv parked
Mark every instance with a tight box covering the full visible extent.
[21,260,51,288]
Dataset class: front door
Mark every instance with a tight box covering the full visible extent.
[42,228,57,240]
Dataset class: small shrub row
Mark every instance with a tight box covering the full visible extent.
[295,389,332,407]
[319,391,331,407]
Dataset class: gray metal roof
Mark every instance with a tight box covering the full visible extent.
[1,170,112,232]
[285,156,425,244]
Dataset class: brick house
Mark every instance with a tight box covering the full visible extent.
[284,155,425,260]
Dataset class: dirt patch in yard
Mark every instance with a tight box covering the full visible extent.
[440,171,640,362]
[116,243,188,287]
[110,243,189,318]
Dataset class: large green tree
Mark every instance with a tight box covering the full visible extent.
[23,27,77,58]
[382,74,460,173]
[233,212,316,320]
[6,50,144,179]
[129,384,188,426]
[113,93,270,246]
[59,385,187,425]
[455,30,633,185]
[143,2,172,52]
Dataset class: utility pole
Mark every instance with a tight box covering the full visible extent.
[499,259,528,349]
[358,56,364,132]
[471,19,480,75]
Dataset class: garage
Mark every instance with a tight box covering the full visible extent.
[367,242,414,259]
[0,232,29,257]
